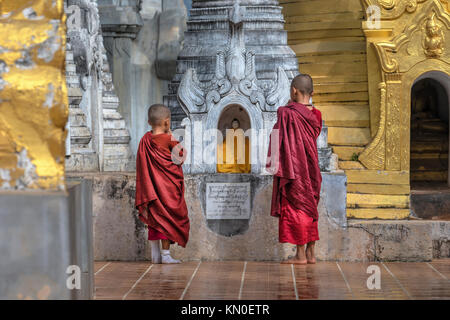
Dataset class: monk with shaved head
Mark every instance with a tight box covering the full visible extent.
[267,74,323,264]
[135,104,189,264]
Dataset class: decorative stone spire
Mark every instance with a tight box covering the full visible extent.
[164,0,299,129]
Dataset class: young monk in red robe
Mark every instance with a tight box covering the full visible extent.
[267,74,322,265]
[135,104,190,264]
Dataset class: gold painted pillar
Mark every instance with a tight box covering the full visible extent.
[0,0,67,190]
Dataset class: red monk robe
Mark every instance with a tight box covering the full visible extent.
[267,101,322,245]
[135,131,190,247]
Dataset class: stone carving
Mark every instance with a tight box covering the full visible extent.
[359,83,387,170]
[423,12,445,57]
[65,0,132,172]
[178,1,290,115]
[362,0,429,19]
[372,1,449,73]
[168,0,335,174]
[171,0,297,174]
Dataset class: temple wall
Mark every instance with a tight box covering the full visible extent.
[68,172,450,261]
[97,0,187,155]
[65,0,133,173]
[280,0,450,219]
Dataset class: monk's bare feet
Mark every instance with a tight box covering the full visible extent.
[306,243,316,264]
[282,245,307,264]
[281,257,307,265]
[307,257,316,264]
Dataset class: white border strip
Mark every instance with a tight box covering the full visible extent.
[426,262,449,281]
[291,264,299,300]
[180,261,202,300]
[94,262,111,276]
[381,262,412,299]
[122,264,153,300]
[238,261,248,300]
[336,262,354,299]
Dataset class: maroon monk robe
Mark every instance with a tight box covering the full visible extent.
[135,131,190,247]
[267,101,322,225]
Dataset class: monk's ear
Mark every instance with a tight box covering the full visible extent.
[310,91,314,97]
[290,86,297,97]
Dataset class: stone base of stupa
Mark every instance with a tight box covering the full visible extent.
[66,172,450,262]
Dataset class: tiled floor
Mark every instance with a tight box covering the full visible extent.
[94,260,450,300]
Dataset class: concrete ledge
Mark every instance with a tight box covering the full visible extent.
[431,221,450,259]
[69,172,449,262]
[348,220,432,262]
[0,180,93,300]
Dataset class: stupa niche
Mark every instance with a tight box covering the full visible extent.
[166,0,299,174]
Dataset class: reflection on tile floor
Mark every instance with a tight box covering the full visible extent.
[94,260,450,300]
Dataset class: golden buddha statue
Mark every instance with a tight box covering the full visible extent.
[217,118,251,173]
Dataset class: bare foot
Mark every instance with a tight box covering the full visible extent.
[281,257,307,265]
[306,247,316,264]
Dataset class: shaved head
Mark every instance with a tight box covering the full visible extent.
[291,74,313,96]
[148,104,171,126]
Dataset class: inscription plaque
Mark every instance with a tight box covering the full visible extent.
[206,182,251,219]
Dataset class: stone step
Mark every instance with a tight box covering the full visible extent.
[65,63,76,73]
[347,208,410,219]
[68,87,83,105]
[286,18,363,32]
[102,94,120,105]
[411,171,448,181]
[411,140,449,153]
[70,127,91,145]
[290,40,365,55]
[69,112,87,127]
[285,11,364,24]
[310,74,368,84]
[66,51,74,61]
[327,127,371,146]
[411,152,448,159]
[297,52,366,64]
[411,158,448,171]
[66,75,79,85]
[103,119,127,130]
[347,183,410,195]
[339,161,364,170]
[347,193,410,209]
[103,129,131,144]
[103,109,123,120]
[411,185,450,219]
[346,170,410,185]
[300,61,367,78]
[313,82,368,94]
[332,146,365,161]
[319,104,369,127]
[313,91,368,103]
[281,0,363,16]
